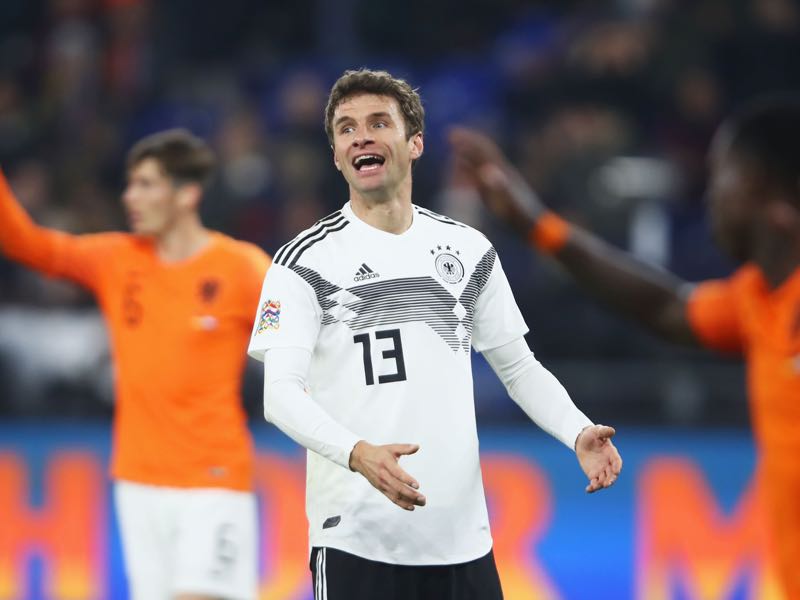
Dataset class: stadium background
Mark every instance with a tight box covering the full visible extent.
[0,0,797,598]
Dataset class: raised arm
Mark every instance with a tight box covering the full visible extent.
[0,169,61,269]
[449,127,698,346]
[0,168,105,288]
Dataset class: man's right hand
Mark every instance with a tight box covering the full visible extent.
[449,126,546,238]
[349,440,426,511]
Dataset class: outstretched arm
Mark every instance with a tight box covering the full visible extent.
[449,128,698,346]
[0,169,103,287]
[483,338,621,492]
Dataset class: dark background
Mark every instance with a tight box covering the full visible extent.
[2,0,798,427]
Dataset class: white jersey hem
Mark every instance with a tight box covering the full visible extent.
[309,538,494,567]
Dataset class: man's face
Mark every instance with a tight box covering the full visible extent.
[707,132,760,262]
[331,93,423,198]
[122,158,181,236]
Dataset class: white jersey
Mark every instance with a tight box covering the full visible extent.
[248,201,528,565]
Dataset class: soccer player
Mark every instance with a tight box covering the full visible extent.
[0,129,270,600]
[247,68,622,599]
[448,95,800,599]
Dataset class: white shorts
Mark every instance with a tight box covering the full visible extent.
[114,481,258,600]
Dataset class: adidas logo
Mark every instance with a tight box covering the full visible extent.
[354,263,380,282]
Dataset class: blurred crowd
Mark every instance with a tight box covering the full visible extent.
[2,0,798,423]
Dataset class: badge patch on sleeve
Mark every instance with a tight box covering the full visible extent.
[257,300,281,333]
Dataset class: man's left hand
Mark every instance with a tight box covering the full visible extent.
[575,425,622,493]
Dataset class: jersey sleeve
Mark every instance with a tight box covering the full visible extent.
[0,169,108,290]
[686,278,745,354]
[248,263,322,360]
[471,251,529,352]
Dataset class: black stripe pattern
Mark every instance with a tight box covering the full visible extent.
[291,265,344,326]
[455,246,496,351]
[274,211,349,267]
[416,206,468,228]
[290,247,497,352]
[345,276,463,349]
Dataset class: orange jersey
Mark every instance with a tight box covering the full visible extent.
[0,173,270,491]
[687,264,800,468]
[688,264,800,597]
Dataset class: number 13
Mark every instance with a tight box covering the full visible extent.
[353,328,407,385]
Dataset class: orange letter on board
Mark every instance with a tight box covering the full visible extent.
[0,452,105,600]
[254,453,308,600]
[636,458,783,600]
[483,455,561,600]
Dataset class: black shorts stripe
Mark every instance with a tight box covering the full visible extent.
[315,548,321,599]
[322,547,327,600]
[316,548,323,599]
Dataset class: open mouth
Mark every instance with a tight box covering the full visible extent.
[352,154,386,172]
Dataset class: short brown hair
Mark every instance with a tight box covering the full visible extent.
[324,68,425,145]
[126,128,216,187]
